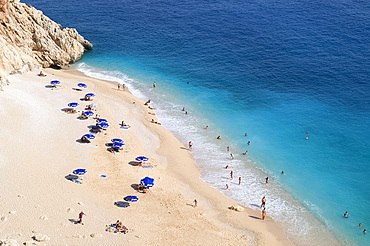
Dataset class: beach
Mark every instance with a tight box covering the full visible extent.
[0,68,294,245]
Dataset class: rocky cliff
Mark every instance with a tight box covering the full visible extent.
[0,0,92,90]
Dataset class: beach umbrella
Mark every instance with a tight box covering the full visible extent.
[136,156,149,162]
[50,80,60,85]
[77,83,87,88]
[96,119,108,123]
[85,93,95,98]
[140,177,154,188]
[113,143,125,148]
[73,168,87,175]
[111,138,123,144]
[97,122,109,129]
[83,134,95,139]
[123,196,138,202]
[68,102,79,107]
[83,111,94,117]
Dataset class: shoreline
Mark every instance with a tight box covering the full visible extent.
[0,68,294,245]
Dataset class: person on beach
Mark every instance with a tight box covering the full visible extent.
[227,146,230,151]
[153,82,156,88]
[144,99,151,106]
[121,121,127,127]
[265,177,269,184]
[38,71,46,77]
[188,141,193,150]
[262,208,266,220]
[122,84,126,91]
[117,83,120,90]
[238,177,241,185]
[230,171,233,179]
[261,196,266,208]
[230,154,234,160]
[204,126,208,130]
[193,199,197,208]
[344,211,349,218]
[78,211,86,225]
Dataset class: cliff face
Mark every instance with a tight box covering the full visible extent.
[0,0,93,90]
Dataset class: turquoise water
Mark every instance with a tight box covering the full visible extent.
[25,0,370,245]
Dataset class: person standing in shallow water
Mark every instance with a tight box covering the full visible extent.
[153,82,156,88]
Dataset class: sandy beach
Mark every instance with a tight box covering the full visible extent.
[0,68,294,245]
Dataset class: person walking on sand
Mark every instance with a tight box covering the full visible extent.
[238,177,241,185]
[193,199,197,208]
[188,141,193,150]
[262,208,266,220]
[78,211,86,225]
[261,196,266,208]
[230,171,233,179]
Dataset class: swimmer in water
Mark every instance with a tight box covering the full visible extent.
[227,146,230,151]
[344,211,349,218]
[153,82,156,88]
[364,229,367,234]
[217,136,221,140]
[305,136,309,140]
[248,141,251,145]
[281,171,284,174]
[265,177,269,184]
[243,150,248,155]
[359,223,362,228]
[204,126,208,130]
[230,154,234,160]
[230,171,233,179]
[245,133,248,136]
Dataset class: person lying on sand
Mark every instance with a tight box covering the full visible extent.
[65,109,77,114]
[144,100,151,106]
[151,119,161,125]
[80,136,90,143]
[148,112,156,115]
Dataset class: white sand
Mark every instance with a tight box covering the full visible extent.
[0,68,294,245]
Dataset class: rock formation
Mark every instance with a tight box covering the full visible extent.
[0,0,92,90]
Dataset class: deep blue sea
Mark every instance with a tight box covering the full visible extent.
[25,0,370,245]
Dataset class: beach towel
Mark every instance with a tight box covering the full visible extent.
[88,145,98,148]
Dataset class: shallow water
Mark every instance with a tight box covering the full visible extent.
[25,0,370,245]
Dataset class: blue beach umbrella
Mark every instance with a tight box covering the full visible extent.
[96,119,108,123]
[140,177,154,188]
[73,169,87,175]
[97,122,109,129]
[123,196,138,202]
[136,156,149,162]
[83,134,95,139]
[68,102,79,107]
[83,111,94,117]
[50,80,60,85]
[113,143,125,148]
[77,83,87,88]
[111,138,123,144]
[85,93,95,98]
